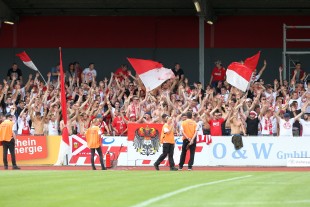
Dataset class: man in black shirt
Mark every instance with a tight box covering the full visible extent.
[246,111,260,135]
[172,63,184,81]
[7,63,23,84]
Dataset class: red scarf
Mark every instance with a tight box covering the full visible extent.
[131,104,140,117]
[264,117,273,135]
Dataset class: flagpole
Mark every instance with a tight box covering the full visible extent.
[37,70,47,85]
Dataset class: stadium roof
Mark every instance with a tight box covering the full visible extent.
[1,0,310,23]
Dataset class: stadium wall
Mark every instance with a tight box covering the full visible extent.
[0,16,310,84]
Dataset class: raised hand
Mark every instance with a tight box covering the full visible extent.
[279,66,283,72]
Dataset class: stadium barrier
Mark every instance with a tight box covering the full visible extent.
[1,133,310,167]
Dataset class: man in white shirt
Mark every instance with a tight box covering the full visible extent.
[298,113,310,136]
[82,63,97,84]
[275,104,307,136]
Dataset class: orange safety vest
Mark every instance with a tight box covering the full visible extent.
[182,119,197,140]
[0,120,14,142]
[85,126,101,148]
[160,123,175,144]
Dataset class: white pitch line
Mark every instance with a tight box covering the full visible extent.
[130,175,253,207]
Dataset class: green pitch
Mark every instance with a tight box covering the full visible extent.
[0,170,309,207]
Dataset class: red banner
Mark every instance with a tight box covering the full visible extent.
[127,123,163,141]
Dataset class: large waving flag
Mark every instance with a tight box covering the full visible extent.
[55,47,69,166]
[226,51,261,92]
[16,51,38,71]
[127,58,175,91]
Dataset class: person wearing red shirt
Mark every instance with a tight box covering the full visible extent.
[114,64,130,81]
[207,109,231,136]
[209,60,226,88]
[209,115,225,136]
[112,109,128,136]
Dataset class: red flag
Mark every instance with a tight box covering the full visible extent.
[127,58,175,91]
[16,51,38,71]
[244,51,261,71]
[59,48,69,146]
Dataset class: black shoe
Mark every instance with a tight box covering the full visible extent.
[92,167,96,170]
[188,168,192,171]
[154,163,159,171]
[4,166,8,170]
[170,167,178,171]
[12,166,20,170]
[102,167,107,170]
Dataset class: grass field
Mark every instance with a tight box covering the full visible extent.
[0,170,309,207]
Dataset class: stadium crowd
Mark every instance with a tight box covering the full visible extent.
[1,60,310,138]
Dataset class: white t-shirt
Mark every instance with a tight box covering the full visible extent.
[279,118,295,136]
[48,120,59,135]
[83,68,97,82]
[271,117,278,134]
[299,119,310,136]
[17,116,31,135]
[177,121,183,136]
[196,120,204,134]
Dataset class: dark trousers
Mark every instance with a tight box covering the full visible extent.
[90,147,105,169]
[179,139,196,169]
[154,143,175,168]
[3,138,17,167]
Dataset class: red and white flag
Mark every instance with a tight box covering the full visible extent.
[244,51,261,71]
[16,51,38,71]
[226,51,260,92]
[127,58,175,91]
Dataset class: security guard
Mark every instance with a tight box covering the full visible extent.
[0,113,20,170]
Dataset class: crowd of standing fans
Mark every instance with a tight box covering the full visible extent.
[1,60,310,138]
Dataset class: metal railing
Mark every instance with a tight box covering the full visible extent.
[282,24,310,80]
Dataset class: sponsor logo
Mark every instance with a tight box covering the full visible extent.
[14,136,47,160]
[212,143,274,160]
